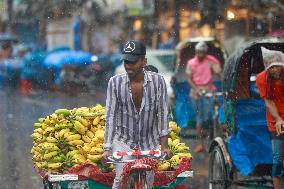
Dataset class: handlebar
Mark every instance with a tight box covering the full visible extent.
[107,149,167,164]
[198,90,223,97]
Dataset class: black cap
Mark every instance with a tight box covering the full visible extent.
[121,40,146,62]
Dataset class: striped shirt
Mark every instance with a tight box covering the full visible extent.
[104,70,170,151]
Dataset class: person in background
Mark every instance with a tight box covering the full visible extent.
[0,42,13,61]
[101,40,172,189]
[256,47,284,189]
[186,41,221,152]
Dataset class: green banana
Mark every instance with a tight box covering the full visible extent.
[55,109,71,116]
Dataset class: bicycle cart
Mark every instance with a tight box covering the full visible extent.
[172,37,227,138]
[39,149,193,189]
[208,37,284,189]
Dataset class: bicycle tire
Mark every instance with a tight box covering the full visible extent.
[126,171,149,189]
[208,145,229,189]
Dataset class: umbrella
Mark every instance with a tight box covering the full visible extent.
[43,50,93,69]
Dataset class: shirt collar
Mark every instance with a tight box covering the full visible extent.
[124,69,152,85]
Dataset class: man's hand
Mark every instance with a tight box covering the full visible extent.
[101,150,112,165]
[161,148,173,159]
[275,119,284,136]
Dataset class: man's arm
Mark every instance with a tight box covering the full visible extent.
[157,77,172,157]
[207,55,221,74]
[186,65,197,90]
[264,99,284,135]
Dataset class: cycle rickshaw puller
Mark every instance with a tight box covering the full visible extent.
[208,37,284,189]
[102,40,172,189]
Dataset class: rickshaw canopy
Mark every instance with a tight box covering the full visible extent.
[222,37,284,93]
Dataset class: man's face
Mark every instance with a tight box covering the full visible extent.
[268,66,284,80]
[124,58,147,78]
[196,50,206,61]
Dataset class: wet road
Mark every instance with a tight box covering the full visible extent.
[0,88,209,189]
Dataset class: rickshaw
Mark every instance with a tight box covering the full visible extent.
[172,37,227,138]
[208,37,284,189]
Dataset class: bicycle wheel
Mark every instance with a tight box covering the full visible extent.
[208,145,229,189]
[127,171,149,189]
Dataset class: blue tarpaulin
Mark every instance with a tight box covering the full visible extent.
[227,99,272,176]
[173,81,195,128]
[21,50,49,87]
[44,50,92,69]
[173,80,223,128]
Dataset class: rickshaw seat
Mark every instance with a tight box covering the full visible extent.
[227,99,272,176]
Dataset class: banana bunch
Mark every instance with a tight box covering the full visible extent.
[168,121,181,140]
[31,104,109,173]
[157,121,192,171]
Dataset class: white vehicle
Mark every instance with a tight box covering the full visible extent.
[114,50,176,101]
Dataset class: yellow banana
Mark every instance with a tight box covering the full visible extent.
[68,140,84,146]
[82,145,91,153]
[169,155,181,167]
[72,154,86,160]
[33,123,41,128]
[48,162,63,169]
[157,161,170,171]
[172,139,180,146]
[63,131,73,138]
[41,123,47,130]
[95,130,104,137]
[92,117,100,126]
[38,118,45,123]
[87,154,102,162]
[82,135,92,143]
[170,131,178,140]
[96,143,103,148]
[54,131,60,139]
[46,136,57,143]
[176,146,190,153]
[39,142,56,149]
[86,131,95,139]
[67,134,81,141]
[99,120,105,126]
[72,157,87,164]
[34,128,44,134]
[176,153,192,159]
[43,151,58,160]
[74,121,86,134]
[100,114,106,120]
[90,147,103,155]
[66,150,80,159]
[90,127,97,134]
[75,116,90,127]
[45,127,55,133]
[35,162,46,169]
[31,133,43,141]
[59,128,70,138]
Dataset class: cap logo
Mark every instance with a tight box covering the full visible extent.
[124,41,135,53]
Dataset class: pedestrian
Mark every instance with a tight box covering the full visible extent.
[186,41,221,152]
[101,40,172,189]
[256,47,284,189]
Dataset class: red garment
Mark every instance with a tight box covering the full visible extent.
[256,71,284,132]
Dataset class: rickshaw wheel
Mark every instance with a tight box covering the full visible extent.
[209,145,229,189]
